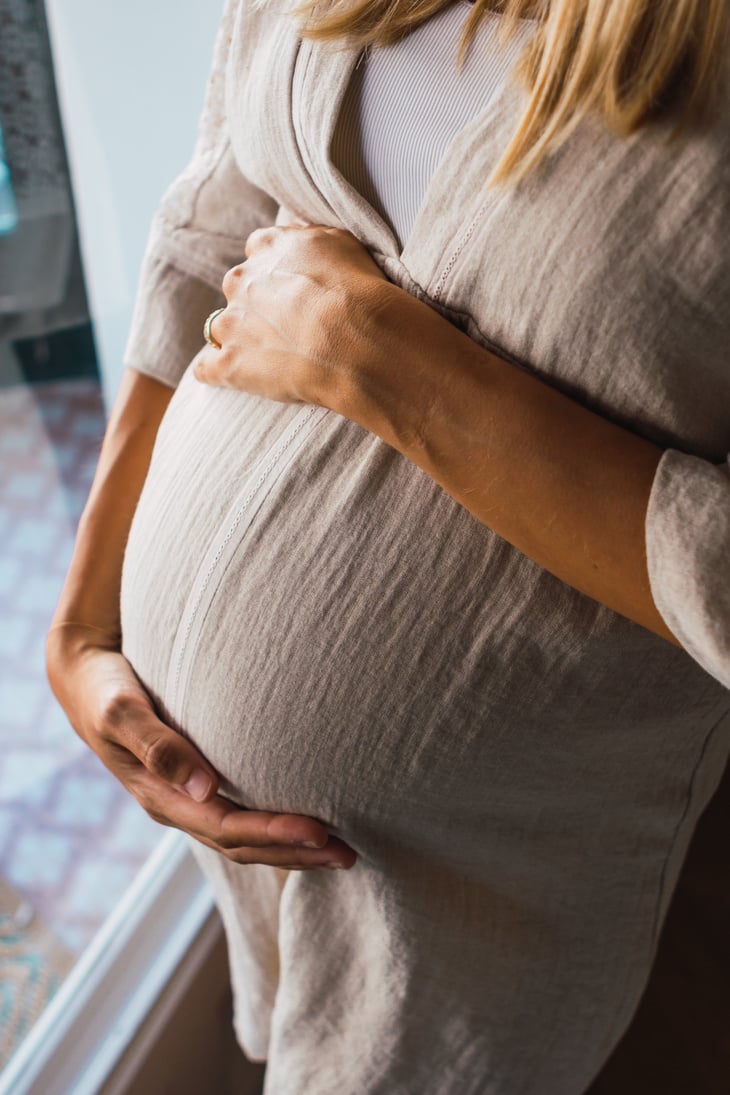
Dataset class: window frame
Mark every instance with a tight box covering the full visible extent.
[0,833,213,1095]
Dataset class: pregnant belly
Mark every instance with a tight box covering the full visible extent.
[120,366,717,859]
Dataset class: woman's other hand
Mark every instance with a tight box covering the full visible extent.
[46,626,356,870]
[193,223,389,409]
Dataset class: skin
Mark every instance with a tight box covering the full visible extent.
[46,369,356,871]
[194,222,678,645]
[46,219,678,876]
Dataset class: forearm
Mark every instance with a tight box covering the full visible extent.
[189,223,676,644]
[50,367,173,641]
[343,284,677,644]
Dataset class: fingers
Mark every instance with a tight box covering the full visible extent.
[97,688,219,802]
[243,222,337,259]
[130,770,357,869]
[204,304,227,349]
[222,262,245,301]
[244,225,278,258]
[192,832,356,870]
[57,646,355,871]
[225,223,356,306]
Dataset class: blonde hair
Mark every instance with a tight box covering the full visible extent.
[294,0,729,185]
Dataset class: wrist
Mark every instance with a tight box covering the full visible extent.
[336,280,431,446]
[338,280,492,464]
[46,620,121,680]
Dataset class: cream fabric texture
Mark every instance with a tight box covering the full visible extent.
[329,3,532,249]
[120,2,730,1092]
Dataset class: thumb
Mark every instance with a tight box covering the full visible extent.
[115,698,219,802]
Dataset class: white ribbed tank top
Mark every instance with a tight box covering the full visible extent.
[331,2,534,248]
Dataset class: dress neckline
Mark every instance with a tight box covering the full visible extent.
[291,12,535,262]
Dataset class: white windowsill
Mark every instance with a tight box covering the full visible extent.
[0,831,213,1095]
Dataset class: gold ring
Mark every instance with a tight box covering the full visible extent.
[203,307,225,350]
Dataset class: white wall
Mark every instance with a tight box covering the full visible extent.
[45,0,221,407]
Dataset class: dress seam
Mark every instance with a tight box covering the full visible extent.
[649,703,730,948]
[432,201,490,303]
[166,405,327,721]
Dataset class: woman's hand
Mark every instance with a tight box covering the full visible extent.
[192,223,389,409]
[46,626,356,870]
[196,223,675,644]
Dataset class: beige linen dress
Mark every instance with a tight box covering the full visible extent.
[120,2,730,1091]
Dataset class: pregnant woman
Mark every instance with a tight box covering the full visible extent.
[47,1,730,1091]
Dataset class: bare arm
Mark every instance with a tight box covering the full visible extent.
[342,281,677,644]
[46,366,356,869]
[195,224,677,646]
[49,368,173,641]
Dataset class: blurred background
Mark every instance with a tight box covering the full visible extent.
[0,0,216,1077]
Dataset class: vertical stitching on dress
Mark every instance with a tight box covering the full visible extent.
[290,38,343,224]
[432,201,490,303]
[167,406,326,719]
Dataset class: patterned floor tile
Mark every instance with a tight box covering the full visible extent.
[3,472,47,503]
[5,517,68,556]
[58,857,135,921]
[0,613,33,655]
[51,775,116,828]
[53,922,89,956]
[16,573,67,614]
[0,751,65,804]
[0,810,17,859]
[105,798,161,857]
[0,431,35,455]
[33,704,79,748]
[0,678,45,724]
[6,830,74,891]
[0,557,22,597]
[0,378,162,973]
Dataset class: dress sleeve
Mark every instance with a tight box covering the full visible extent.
[123,0,279,389]
[646,448,730,689]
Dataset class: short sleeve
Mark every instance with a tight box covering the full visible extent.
[123,0,279,388]
[646,448,730,689]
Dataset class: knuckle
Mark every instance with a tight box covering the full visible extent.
[134,792,172,827]
[308,228,327,249]
[219,345,234,368]
[214,314,230,346]
[222,264,244,297]
[97,690,142,737]
[226,847,259,866]
[140,734,179,780]
[219,348,238,385]
[215,831,239,851]
[221,846,247,863]
[246,226,276,253]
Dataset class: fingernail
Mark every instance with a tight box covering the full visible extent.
[325,861,346,870]
[299,840,323,849]
[184,770,212,802]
